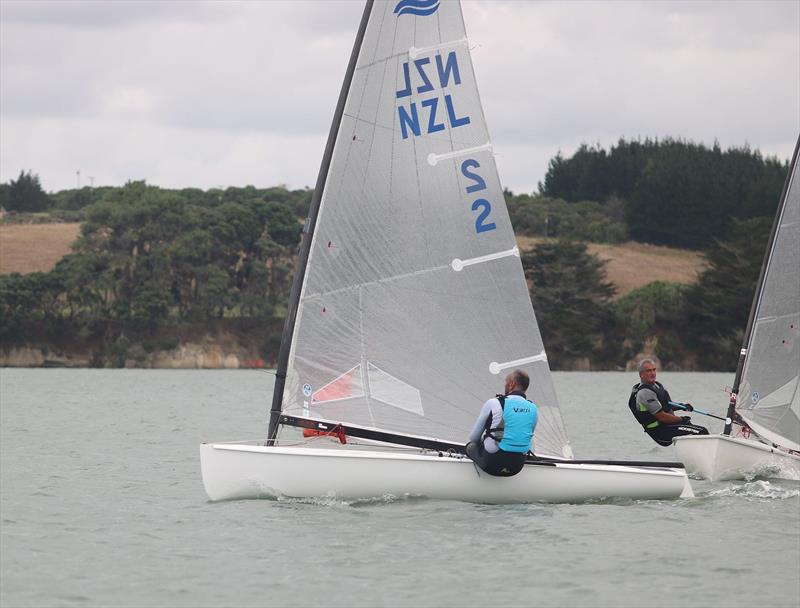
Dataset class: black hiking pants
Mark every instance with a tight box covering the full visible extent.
[646,422,709,447]
[465,441,527,476]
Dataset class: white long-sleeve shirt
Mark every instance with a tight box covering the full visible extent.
[468,398,504,454]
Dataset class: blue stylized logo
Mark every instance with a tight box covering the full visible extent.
[394,0,440,17]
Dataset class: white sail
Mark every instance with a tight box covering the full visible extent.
[281,0,571,458]
[673,138,800,480]
[201,1,693,502]
[734,141,800,451]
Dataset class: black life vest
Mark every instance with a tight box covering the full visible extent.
[628,381,673,430]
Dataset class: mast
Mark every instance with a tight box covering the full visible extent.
[723,135,800,435]
[266,0,375,444]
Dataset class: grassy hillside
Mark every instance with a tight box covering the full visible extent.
[517,236,706,298]
[0,223,81,274]
[0,223,707,299]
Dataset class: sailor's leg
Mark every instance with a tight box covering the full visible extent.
[673,422,709,436]
[649,423,708,446]
[480,450,527,477]
[465,441,484,463]
[466,442,524,476]
[645,426,677,447]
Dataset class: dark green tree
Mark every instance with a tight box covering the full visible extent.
[49,186,109,213]
[683,216,773,369]
[0,271,67,343]
[4,170,51,212]
[521,240,617,368]
[613,281,689,367]
[506,193,627,243]
[73,181,301,328]
[52,252,109,324]
[538,138,787,249]
[259,200,302,247]
[0,183,10,210]
[0,273,39,342]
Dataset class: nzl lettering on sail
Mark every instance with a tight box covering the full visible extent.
[395,51,471,139]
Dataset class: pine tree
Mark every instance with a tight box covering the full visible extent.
[5,171,51,212]
[521,240,617,368]
[683,217,772,369]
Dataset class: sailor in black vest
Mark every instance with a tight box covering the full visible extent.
[629,359,708,446]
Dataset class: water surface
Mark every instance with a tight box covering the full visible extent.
[1,369,798,607]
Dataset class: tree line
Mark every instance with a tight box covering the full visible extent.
[1,181,311,365]
[0,138,787,369]
[535,137,787,248]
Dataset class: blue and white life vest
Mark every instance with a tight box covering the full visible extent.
[486,394,538,453]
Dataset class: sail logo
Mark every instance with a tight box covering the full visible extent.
[395,51,470,139]
[394,0,440,17]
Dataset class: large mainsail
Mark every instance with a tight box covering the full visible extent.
[279,0,570,458]
[733,137,800,450]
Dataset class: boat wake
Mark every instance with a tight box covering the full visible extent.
[706,479,800,500]
[738,460,800,482]
[772,459,800,481]
[275,492,429,508]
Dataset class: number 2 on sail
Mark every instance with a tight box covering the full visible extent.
[461,159,496,233]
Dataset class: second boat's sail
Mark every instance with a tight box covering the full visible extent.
[732,139,800,450]
[279,0,571,458]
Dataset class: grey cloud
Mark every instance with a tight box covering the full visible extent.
[281,1,364,36]
[1,0,797,194]
[469,1,798,163]
[1,1,359,136]
[0,0,233,28]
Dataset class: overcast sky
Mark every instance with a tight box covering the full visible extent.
[1,0,798,195]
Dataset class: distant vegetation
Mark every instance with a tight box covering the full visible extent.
[0,139,788,369]
[534,137,786,247]
[1,181,310,365]
[502,138,786,368]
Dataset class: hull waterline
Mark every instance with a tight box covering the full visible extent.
[673,434,800,481]
[200,443,693,503]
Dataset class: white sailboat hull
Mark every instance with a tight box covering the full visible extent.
[200,443,693,503]
[673,434,800,481]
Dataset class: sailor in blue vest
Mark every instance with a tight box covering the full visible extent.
[628,359,708,446]
[465,369,538,476]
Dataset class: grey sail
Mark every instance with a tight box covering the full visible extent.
[735,137,800,450]
[280,0,571,458]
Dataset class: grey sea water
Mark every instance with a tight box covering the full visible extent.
[1,369,798,608]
